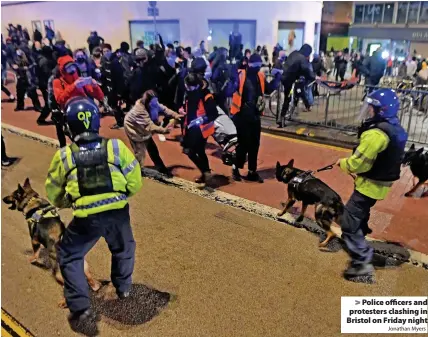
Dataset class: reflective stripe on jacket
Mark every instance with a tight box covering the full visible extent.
[230,69,265,115]
[45,138,142,217]
[185,93,215,139]
[339,129,391,200]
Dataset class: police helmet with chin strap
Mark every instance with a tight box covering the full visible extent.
[360,88,400,123]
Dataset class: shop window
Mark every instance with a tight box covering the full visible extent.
[208,20,256,52]
[407,1,420,23]
[373,3,383,23]
[419,1,428,23]
[383,3,394,23]
[354,4,364,24]
[397,2,409,23]
[278,22,305,54]
[363,4,375,23]
[129,20,180,48]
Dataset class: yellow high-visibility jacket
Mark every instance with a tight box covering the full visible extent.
[340,128,391,200]
[45,138,142,218]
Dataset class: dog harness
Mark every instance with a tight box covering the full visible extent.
[25,197,59,237]
[289,171,316,194]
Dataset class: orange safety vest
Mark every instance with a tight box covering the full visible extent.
[185,93,215,139]
[230,69,265,115]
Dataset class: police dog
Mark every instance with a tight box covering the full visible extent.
[276,160,344,247]
[2,178,101,307]
[402,144,428,197]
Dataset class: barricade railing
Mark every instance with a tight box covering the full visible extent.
[263,80,428,146]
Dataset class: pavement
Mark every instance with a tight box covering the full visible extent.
[1,87,428,257]
[2,132,428,337]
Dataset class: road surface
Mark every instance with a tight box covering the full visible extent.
[1,132,427,337]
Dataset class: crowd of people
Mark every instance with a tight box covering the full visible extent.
[1,23,411,328]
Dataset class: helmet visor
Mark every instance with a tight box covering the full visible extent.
[359,96,381,121]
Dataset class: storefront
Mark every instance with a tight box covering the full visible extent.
[349,26,428,58]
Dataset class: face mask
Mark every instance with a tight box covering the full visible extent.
[76,56,85,64]
[149,97,161,122]
[104,51,112,58]
[93,53,101,58]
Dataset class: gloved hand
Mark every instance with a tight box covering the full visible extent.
[187,116,205,129]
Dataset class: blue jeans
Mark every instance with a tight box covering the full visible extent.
[58,205,135,313]
[341,190,377,266]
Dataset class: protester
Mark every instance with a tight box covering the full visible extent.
[278,44,316,127]
[34,43,56,124]
[12,49,42,112]
[1,135,17,167]
[87,31,104,54]
[361,49,386,91]
[124,90,182,176]
[101,43,125,129]
[407,56,418,78]
[334,50,347,82]
[53,55,104,110]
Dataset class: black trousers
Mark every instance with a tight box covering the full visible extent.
[215,93,229,115]
[336,68,345,82]
[51,109,67,147]
[279,81,293,123]
[16,81,41,110]
[37,87,51,122]
[58,205,135,313]
[1,84,11,97]
[108,91,124,126]
[183,127,210,174]
[341,190,377,266]
[234,115,261,172]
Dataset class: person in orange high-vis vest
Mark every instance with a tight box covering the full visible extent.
[231,53,280,183]
[182,58,219,188]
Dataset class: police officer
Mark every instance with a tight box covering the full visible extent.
[336,89,407,279]
[45,97,142,323]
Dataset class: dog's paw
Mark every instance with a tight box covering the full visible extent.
[28,256,39,264]
[90,280,102,292]
[295,215,304,222]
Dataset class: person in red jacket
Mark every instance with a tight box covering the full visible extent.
[53,55,104,110]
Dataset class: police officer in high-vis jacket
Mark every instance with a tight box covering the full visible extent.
[336,89,407,279]
[45,97,142,324]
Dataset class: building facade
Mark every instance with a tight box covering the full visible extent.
[349,1,428,58]
[1,1,322,55]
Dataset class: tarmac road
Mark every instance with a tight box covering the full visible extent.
[1,132,428,337]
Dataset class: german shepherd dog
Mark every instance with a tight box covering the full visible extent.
[402,144,428,197]
[2,178,101,307]
[276,160,344,247]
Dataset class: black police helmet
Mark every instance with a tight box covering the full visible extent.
[65,97,100,139]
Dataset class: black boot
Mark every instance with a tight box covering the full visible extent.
[232,166,241,181]
[343,262,374,278]
[245,171,264,183]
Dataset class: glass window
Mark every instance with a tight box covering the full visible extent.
[407,1,420,23]
[383,3,394,23]
[354,5,364,23]
[420,1,428,23]
[363,4,374,23]
[373,3,383,23]
[397,2,409,23]
[208,20,256,52]
[129,20,180,49]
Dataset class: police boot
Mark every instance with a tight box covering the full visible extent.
[117,291,130,300]
[68,308,100,336]
[344,262,374,279]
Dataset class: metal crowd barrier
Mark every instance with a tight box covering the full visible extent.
[263,81,428,147]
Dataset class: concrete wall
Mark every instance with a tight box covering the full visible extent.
[1,1,322,53]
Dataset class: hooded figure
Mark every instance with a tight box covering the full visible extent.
[53,55,104,110]
[277,43,316,127]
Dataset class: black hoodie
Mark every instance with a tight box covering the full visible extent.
[281,44,315,85]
